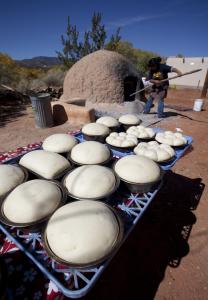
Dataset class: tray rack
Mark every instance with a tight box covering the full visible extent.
[0,128,193,298]
[0,185,162,298]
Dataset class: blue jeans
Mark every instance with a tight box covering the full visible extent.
[144,96,165,117]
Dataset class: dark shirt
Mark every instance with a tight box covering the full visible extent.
[147,64,172,86]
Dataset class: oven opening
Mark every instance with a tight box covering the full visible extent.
[124,76,138,101]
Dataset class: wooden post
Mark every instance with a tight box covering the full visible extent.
[201,69,208,98]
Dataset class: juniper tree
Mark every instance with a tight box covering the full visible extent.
[57,12,121,68]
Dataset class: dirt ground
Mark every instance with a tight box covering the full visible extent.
[0,88,208,300]
[153,114,208,300]
[0,105,80,154]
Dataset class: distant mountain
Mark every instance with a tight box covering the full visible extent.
[15,56,61,68]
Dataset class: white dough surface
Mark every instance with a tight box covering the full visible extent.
[46,200,119,264]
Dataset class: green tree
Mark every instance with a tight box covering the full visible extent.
[105,40,159,75]
[110,40,138,64]
[176,53,184,58]
[57,13,161,75]
[79,32,91,58]
[57,17,82,67]
[57,12,121,68]
[134,49,158,75]
[105,28,121,51]
[90,12,106,52]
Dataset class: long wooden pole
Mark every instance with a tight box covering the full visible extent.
[201,69,208,98]
[130,68,202,97]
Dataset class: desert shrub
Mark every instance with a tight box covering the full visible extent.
[0,52,46,92]
[16,66,66,92]
[41,70,65,87]
[15,78,31,93]
[29,78,47,91]
[0,53,19,85]
[107,40,159,75]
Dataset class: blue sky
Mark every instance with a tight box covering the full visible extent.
[0,0,207,59]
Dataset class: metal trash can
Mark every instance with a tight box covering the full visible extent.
[30,93,53,128]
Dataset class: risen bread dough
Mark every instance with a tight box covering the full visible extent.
[106,132,137,147]
[114,155,160,183]
[134,141,175,162]
[42,134,77,153]
[19,150,71,179]
[71,141,110,164]
[127,125,155,139]
[3,179,62,223]
[46,200,119,264]
[155,131,187,146]
[64,165,116,199]
[96,116,119,128]
[0,165,25,197]
[82,123,110,136]
[119,114,141,125]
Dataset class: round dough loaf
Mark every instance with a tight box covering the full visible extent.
[155,131,187,146]
[64,165,116,199]
[96,116,119,128]
[114,155,160,183]
[71,141,110,164]
[42,134,77,153]
[46,200,119,264]
[0,165,25,197]
[82,123,110,136]
[119,114,141,125]
[127,125,155,139]
[106,132,138,147]
[134,141,175,162]
[3,179,62,223]
[19,150,71,179]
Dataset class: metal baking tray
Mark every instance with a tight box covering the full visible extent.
[108,125,120,132]
[119,123,141,131]
[133,149,176,165]
[67,148,113,167]
[42,203,124,269]
[171,142,188,149]
[112,161,165,193]
[62,168,120,201]
[156,140,188,149]
[19,165,73,181]
[157,155,176,164]
[82,132,109,143]
[0,164,28,202]
[155,135,188,149]
[0,180,67,232]
[106,143,136,153]
[137,135,156,142]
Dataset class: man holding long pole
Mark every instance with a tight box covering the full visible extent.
[143,57,182,118]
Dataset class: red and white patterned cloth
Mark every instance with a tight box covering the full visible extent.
[0,143,42,164]
[0,131,80,299]
[0,231,65,300]
[0,130,81,164]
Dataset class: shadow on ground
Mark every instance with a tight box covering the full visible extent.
[83,171,205,300]
[165,104,193,112]
[0,93,29,128]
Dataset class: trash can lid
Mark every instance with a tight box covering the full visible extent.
[30,93,51,101]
